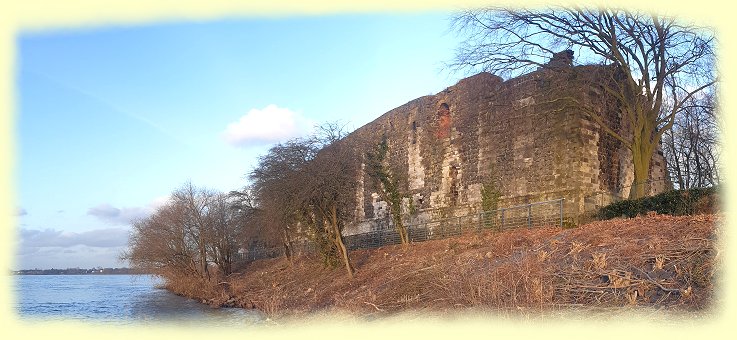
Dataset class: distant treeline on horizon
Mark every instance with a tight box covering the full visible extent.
[12,267,148,275]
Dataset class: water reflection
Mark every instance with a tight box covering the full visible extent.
[15,275,265,326]
[126,286,266,326]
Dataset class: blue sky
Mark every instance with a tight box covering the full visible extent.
[14,12,469,270]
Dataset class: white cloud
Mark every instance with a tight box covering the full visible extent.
[223,104,313,146]
[17,207,27,216]
[87,196,169,226]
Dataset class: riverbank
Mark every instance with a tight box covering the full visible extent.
[165,213,720,319]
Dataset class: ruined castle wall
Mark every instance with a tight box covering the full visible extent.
[574,66,670,209]
[342,67,669,235]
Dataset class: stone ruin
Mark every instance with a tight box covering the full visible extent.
[341,52,669,235]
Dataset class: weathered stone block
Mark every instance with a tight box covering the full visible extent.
[342,65,669,235]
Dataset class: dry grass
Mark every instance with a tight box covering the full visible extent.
[163,214,720,319]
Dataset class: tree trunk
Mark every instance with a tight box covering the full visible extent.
[388,206,409,245]
[330,204,354,278]
[630,140,654,199]
[221,242,232,276]
[378,188,408,245]
[198,232,210,281]
[282,229,293,264]
[396,217,409,245]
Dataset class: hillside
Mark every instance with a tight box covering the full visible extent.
[166,213,720,319]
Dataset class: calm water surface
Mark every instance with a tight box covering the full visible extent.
[14,275,265,326]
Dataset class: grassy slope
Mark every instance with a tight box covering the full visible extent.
[169,214,720,319]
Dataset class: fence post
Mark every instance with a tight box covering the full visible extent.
[527,204,532,228]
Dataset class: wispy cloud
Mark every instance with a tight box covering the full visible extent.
[19,227,129,253]
[17,208,27,216]
[223,104,313,147]
[87,204,151,225]
[25,69,191,148]
[87,196,169,226]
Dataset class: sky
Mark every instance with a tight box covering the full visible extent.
[13,12,470,270]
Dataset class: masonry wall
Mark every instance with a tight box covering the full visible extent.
[342,65,669,235]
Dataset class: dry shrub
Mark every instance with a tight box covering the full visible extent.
[695,194,718,214]
[537,250,549,262]
[592,252,607,271]
[172,214,718,318]
[162,273,222,304]
[655,254,666,270]
[541,214,718,308]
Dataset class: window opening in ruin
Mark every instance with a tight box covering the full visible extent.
[436,103,451,139]
[449,165,459,206]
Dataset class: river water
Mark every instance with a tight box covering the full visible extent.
[13,274,266,326]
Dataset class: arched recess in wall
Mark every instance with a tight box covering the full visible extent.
[449,164,459,206]
[436,103,451,139]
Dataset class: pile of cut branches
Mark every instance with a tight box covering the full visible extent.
[199,214,719,317]
[540,213,717,309]
[341,213,719,314]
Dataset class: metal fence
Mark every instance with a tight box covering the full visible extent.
[236,198,565,260]
[237,247,284,262]
[344,198,564,250]
[235,242,315,262]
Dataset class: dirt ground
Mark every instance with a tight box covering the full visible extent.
[171,213,721,320]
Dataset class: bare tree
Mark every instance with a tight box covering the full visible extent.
[249,138,320,262]
[314,120,349,145]
[123,199,201,278]
[246,122,357,276]
[662,89,720,189]
[450,7,716,198]
[228,186,274,252]
[206,193,246,275]
[123,183,245,282]
[298,126,358,278]
[171,182,216,280]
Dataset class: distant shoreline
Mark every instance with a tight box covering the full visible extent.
[12,268,150,275]
[13,273,146,275]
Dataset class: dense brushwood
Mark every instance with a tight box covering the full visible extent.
[597,187,718,219]
[162,214,719,318]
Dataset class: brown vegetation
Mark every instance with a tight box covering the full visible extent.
[248,122,358,276]
[162,213,719,319]
[122,182,247,283]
